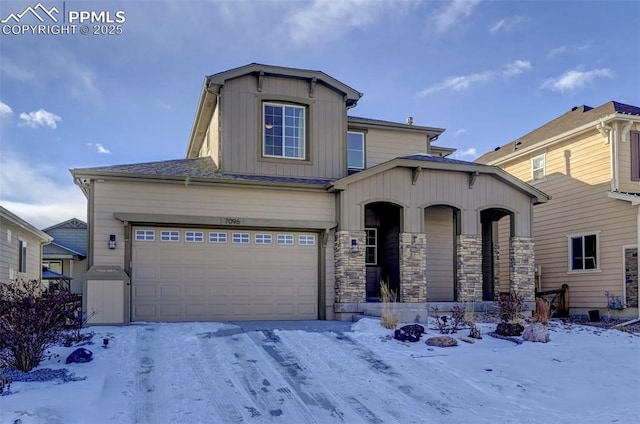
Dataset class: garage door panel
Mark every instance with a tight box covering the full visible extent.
[132,227,318,321]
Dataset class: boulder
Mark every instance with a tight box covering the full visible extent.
[495,322,524,337]
[65,348,93,364]
[425,336,457,347]
[522,323,550,343]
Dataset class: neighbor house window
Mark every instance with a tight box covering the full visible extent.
[365,228,377,265]
[347,131,365,170]
[135,230,155,241]
[277,234,294,245]
[232,233,250,244]
[255,234,272,244]
[209,232,227,243]
[298,235,316,246]
[631,131,640,181]
[185,231,204,242]
[263,103,305,159]
[18,240,27,273]
[531,154,545,181]
[161,231,180,242]
[568,232,599,271]
[42,260,62,274]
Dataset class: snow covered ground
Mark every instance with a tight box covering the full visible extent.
[1,318,638,424]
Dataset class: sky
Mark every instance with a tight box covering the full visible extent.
[1,0,639,229]
[0,318,638,423]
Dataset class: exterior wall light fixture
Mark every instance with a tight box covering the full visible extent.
[108,234,117,250]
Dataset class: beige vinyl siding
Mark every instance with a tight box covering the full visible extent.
[365,128,427,168]
[617,122,640,193]
[91,180,335,268]
[500,129,638,309]
[424,206,455,301]
[220,74,346,179]
[339,168,533,236]
[0,220,44,282]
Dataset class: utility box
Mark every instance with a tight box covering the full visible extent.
[83,265,130,325]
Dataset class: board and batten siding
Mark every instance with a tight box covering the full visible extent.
[500,129,638,308]
[363,128,427,168]
[219,74,347,179]
[424,205,455,301]
[338,167,533,237]
[617,122,640,193]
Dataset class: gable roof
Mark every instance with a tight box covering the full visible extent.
[42,218,87,232]
[43,241,86,258]
[477,101,640,164]
[329,153,549,204]
[0,205,52,243]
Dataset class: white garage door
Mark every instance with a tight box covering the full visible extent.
[131,227,318,322]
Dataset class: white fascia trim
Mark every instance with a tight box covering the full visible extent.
[608,191,640,205]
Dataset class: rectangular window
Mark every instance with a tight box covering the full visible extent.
[209,232,227,243]
[255,234,272,244]
[161,230,180,242]
[135,230,155,241]
[232,233,250,244]
[263,103,306,159]
[365,228,377,265]
[631,131,640,181]
[185,231,204,242]
[531,154,545,181]
[42,260,62,274]
[568,232,599,271]
[347,131,365,169]
[18,240,27,273]
[277,234,294,245]
[298,235,316,246]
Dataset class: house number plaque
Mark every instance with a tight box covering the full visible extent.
[224,218,241,225]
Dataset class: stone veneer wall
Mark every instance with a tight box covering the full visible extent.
[399,233,427,302]
[509,237,535,301]
[625,247,638,308]
[334,230,366,304]
[456,235,482,302]
[493,242,501,299]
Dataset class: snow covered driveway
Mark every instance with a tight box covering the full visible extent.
[2,319,639,423]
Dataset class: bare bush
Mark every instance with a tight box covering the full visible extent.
[533,297,551,326]
[380,280,398,329]
[496,291,525,323]
[430,305,465,334]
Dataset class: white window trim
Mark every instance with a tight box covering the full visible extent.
[185,231,204,243]
[567,231,601,274]
[277,234,294,245]
[209,232,228,243]
[347,131,365,170]
[232,233,250,244]
[531,153,546,183]
[135,230,155,241]
[365,228,377,266]
[298,235,316,246]
[262,102,306,160]
[255,234,273,244]
[161,230,180,242]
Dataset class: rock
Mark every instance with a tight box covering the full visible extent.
[468,325,482,339]
[394,324,425,343]
[425,336,457,347]
[459,337,475,344]
[522,323,550,343]
[496,322,524,337]
[65,348,93,364]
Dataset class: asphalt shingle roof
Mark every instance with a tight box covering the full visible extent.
[401,153,485,167]
[476,101,640,164]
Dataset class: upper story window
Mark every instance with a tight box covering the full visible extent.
[531,154,546,182]
[263,103,306,160]
[568,232,599,272]
[348,132,365,170]
[631,131,640,181]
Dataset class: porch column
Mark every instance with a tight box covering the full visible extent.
[456,234,482,301]
[334,230,366,303]
[509,236,535,301]
[399,232,426,302]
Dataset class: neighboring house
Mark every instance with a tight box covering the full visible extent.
[42,218,88,293]
[477,101,640,318]
[71,63,548,324]
[0,205,53,282]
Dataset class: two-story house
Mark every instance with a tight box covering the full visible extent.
[41,218,88,293]
[71,64,548,324]
[477,101,640,319]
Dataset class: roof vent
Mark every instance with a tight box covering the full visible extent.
[571,106,578,111]
[406,116,413,125]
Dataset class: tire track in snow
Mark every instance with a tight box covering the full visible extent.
[133,325,168,424]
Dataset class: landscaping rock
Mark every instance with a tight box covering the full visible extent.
[496,322,524,337]
[468,325,482,339]
[65,348,93,364]
[522,323,550,343]
[394,324,425,343]
[425,336,457,347]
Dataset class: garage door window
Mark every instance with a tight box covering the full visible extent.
[185,231,204,242]
[209,232,227,243]
[277,234,294,245]
[135,230,155,241]
[298,235,316,246]
[255,234,272,244]
[233,233,250,244]
[161,231,180,242]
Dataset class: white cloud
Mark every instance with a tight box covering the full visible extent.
[287,0,405,45]
[0,152,86,229]
[454,128,467,137]
[450,147,478,160]
[0,59,36,83]
[18,109,62,129]
[420,60,531,95]
[502,60,532,78]
[431,0,482,33]
[0,101,13,118]
[540,67,613,93]
[547,44,589,59]
[86,143,111,154]
[489,15,529,33]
